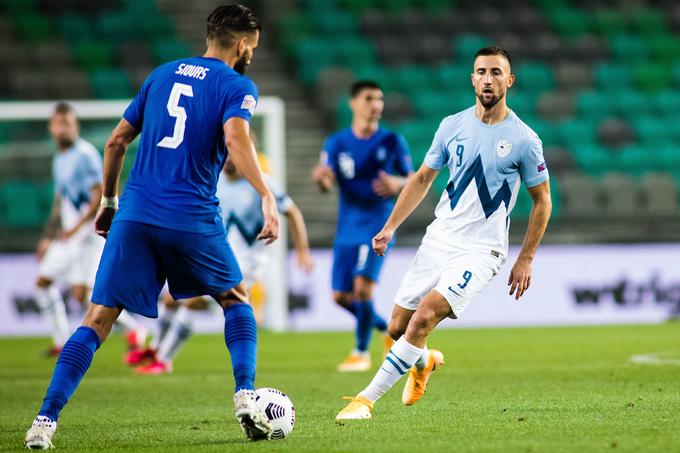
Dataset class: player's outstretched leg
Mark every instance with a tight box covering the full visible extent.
[216,287,272,441]
[336,291,450,420]
[35,280,70,356]
[25,304,120,449]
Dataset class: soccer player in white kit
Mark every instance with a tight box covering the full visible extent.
[336,46,552,420]
[35,102,146,355]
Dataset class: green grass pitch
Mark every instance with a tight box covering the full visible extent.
[1,324,679,452]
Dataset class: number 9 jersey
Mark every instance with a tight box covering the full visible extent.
[115,57,259,235]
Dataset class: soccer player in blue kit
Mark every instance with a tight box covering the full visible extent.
[24,4,278,448]
[312,81,413,372]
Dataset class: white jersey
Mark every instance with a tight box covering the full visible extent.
[422,107,549,257]
[53,138,103,236]
[216,171,293,284]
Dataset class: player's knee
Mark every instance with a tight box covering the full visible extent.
[36,276,51,288]
[333,292,352,307]
[407,309,436,338]
[387,322,405,341]
[353,278,374,301]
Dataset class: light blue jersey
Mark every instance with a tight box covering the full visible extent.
[422,107,549,255]
[53,138,102,231]
[216,172,292,246]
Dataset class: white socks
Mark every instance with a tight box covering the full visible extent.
[157,306,195,363]
[414,346,430,370]
[360,336,424,403]
[35,285,70,348]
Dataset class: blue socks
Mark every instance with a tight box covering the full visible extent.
[340,301,388,332]
[39,326,101,421]
[355,301,375,352]
[224,303,257,392]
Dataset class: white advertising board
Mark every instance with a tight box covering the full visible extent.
[0,244,678,336]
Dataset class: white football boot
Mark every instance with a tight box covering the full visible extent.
[24,415,57,449]
[233,389,273,441]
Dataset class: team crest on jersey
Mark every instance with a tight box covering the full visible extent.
[376,147,387,161]
[241,95,257,114]
[496,139,512,158]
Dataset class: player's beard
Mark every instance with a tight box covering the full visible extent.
[234,55,249,75]
[477,90,505,109]
[56,137,76,149]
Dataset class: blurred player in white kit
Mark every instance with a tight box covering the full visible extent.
[35,102,147,356]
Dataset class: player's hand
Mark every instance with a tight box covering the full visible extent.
[508,256,532,301]
[311,164,334,193]
[94,206,116,238]
[57,227,77,241]
[36,238,51,261]
[258,193,280,245]
[372,228,394,256]
[296,250,314,273]
[372,171,403,198]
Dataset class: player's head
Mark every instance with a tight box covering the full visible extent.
[349,80,384,124]
[48,101,79,150]
[206,4,262,74]
[472,46,514,109]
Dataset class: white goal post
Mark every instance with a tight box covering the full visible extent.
[0,97,289,332]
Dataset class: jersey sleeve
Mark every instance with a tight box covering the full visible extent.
[81,150,103,191]
[265,175,294,213]
[423,120,450,170]
[222,76,259,124]
[122,73,153,130]
[320,135,338,172]
[519,134,549,188]
[393,133,413,176]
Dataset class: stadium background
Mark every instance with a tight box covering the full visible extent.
[0,0,679,332]
[0,1,679,451]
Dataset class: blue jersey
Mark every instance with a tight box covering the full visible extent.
[116,57,259,234]
[322,127,412,246]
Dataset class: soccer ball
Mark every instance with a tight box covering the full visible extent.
[254,387,295,439]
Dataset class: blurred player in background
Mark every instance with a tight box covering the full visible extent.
[35,102,146,357]
[131,153,313,374]
[312,81,413,372]
[337,46,552,420]
[25,4,277,448]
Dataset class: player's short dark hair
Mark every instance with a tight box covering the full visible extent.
[350,80,382,98]
[52,101,75,116]
[473,46,512,66]
[206,4,262,49]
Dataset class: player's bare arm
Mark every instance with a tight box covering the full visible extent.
[60,183,103,240]
[94,118,138,238]
[311,163,334,192]
[508,180,552,300]
[284,202,313,272]
[373,164,438,256]
[224,117,279,244]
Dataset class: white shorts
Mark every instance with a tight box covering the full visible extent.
[38,232,105,287]
[394,242,504,318]
[229,231,271,288]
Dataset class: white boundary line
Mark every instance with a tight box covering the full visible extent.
[629,352,680,366]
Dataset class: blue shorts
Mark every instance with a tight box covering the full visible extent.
[91,220,242,318]
[331,242,386,293]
